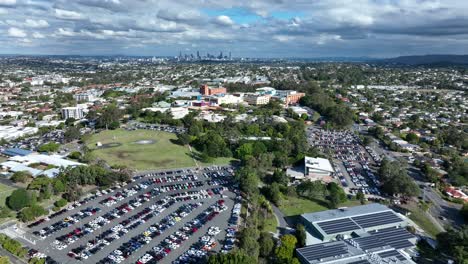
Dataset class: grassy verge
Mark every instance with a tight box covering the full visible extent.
[262,214,278,233]
[0,183,16,207]
[407,206,441,238]
[278,196,328,217]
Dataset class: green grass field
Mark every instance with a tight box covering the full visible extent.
[279,196,328,216]
[407,206,441,238]
[0,183,16,207]
[86,129,232,170]
[279,196,362,217]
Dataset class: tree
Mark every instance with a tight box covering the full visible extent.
[264,183,281,205]
[296,181,327,200]
[176,133,191,145]
[96,104,123,130]
[54,198,67,208]
[7,189,35,211]
[0,256,9,264]
[461,203,468,222]
[327,182,347,208]
[270,169,289,186]
[295,224,307,248]
[259,232,275,258]
[237,168,259,197]
[238,228,260,259]
[207,251,257,264]
[356,191,366,205]
[379,158,420,197]
[10,171,31,183]
[37,142,60,153]
[236,143,254,160]
[275,234,297,262]
[64,126,81,142]
[436,226,468,264]
[19,205,47,222]
[68,151,82,160]
[406,133,419,144]
[52,179,66,194]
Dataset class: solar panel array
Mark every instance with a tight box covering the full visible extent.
[348,260,371,264]
[352,235,387,250]
[316,218,361,235]
[297,242,349,262]
[315,210,404,235]
[351,211,403,228]
[369,227,415,249]
[378,250,407,261]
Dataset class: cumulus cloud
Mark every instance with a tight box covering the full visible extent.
[0,0,467,56]
[214,15,234,26]
[157,9,202,23]
[32,32,45,38]
[8,27,26,37]
[55,8,84,20]
[24,19,49,28]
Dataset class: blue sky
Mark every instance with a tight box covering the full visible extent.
[0,0,467,57]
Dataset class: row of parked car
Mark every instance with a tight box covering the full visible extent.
[344,161,382,196]
[102,202,203,264]
[33,207,101,240]
[130,123,187,134]
[135,200,228,264]
[57,187,163,249]
[173,226,221,264]
[365,145,383,164]
[68,198,178,260]
[28,184,128,229]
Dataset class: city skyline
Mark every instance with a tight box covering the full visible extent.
[0,0,467,57]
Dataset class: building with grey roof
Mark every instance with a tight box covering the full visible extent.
[301,203,407,242]
[296,204,417,264]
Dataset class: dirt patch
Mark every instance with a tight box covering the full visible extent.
[134,139,156,145]
[99,142,122,149]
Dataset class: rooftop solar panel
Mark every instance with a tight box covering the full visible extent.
[348,260,371,264]
[316,218,361,234]
[297,242,349,261]
[378,250,407,261]
[352,236,387,250]
[387,240,414,249]
[351,211,403,229]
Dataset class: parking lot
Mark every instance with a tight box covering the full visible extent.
[307,127,383,197]
[127,121,187,134]
[21,166,240,264]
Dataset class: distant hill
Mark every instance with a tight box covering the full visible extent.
[379,54,468,65]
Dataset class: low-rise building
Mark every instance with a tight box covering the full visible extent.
[243,94,270,105]
[61,106,85,120]
[0,126,38,140]
[296,204,417,264]
[304,156,335,181]
[200,84,227,96]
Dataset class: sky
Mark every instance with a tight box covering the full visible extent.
[0,0,467,58]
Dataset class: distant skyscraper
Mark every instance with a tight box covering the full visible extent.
[229,52,231,60]
[197,51,200,59]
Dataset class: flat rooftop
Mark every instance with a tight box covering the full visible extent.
[302,203,391,223]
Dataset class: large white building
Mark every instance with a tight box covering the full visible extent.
[209,94,243,105]
[0,126,38,140]
[304,156,334,180]
[61,107,85,120]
